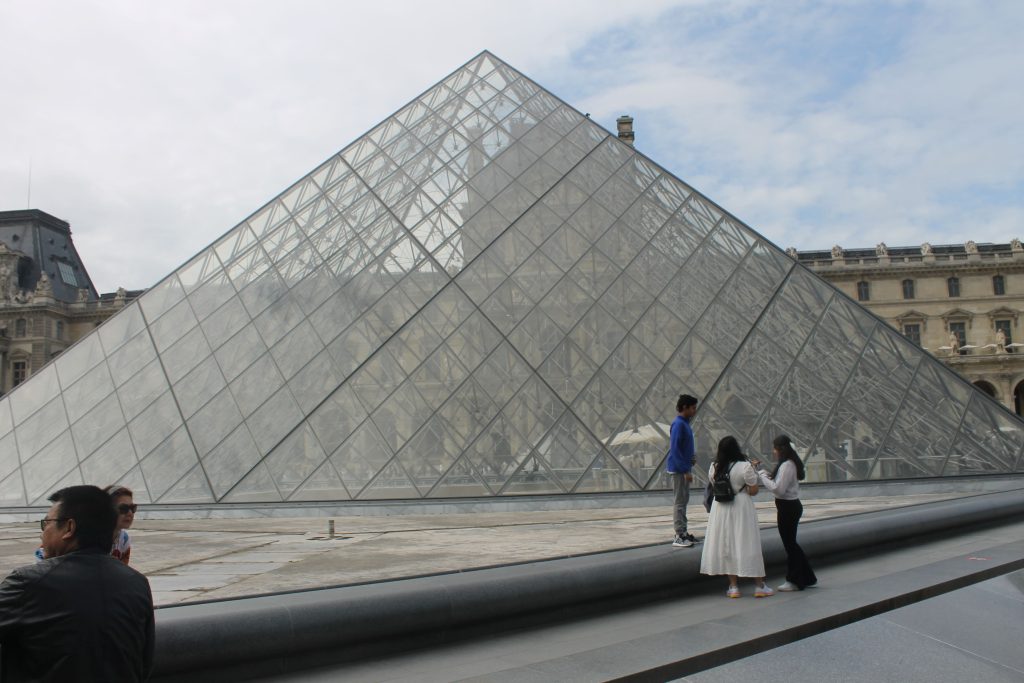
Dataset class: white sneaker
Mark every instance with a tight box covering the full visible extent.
[672,535,694,548]
[777,581,799,592]
[726,586,741,598]
[754,584,775,598]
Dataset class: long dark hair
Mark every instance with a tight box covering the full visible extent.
[772,434,805,480]
[715,435,747,473]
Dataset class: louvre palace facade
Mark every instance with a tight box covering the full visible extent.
[0,210,141,396]
[0,52,1021,508]
[802,243,1024,415]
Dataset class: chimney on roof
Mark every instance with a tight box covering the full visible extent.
[616,115,634,146]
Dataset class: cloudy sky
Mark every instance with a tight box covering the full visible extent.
[1,1,1022,292]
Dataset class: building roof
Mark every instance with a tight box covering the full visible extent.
[0,209,99,302]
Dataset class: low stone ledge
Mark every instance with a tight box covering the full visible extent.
[150,488,1024,682]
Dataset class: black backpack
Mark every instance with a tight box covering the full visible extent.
[711,463,736,502]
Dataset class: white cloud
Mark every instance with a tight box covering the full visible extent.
[1,0,1021,290]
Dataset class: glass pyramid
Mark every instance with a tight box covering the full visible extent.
[2,51,1022,505]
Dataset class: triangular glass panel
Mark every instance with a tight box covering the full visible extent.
[396,416,464,495]
[498,453,565,495]
[138,426,198,501]
[32,469,85,506]
[357,459,420,500]
[113,466,151,504]
[573,454,641,494]
[156,464,214,503]
[263,424,329,499]
[535,412,604,491]
[606,413,669,489]
[330,420,396,498]
[22,431,78,504]
[0,470,27,506]
[222,462,282,503]
[288,460,351,501]
[427,456,492,498]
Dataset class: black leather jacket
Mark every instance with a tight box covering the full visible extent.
[0,547,154,682]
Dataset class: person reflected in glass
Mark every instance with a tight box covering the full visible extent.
[751,435,817,591]
[104,485,136,565]
[700,436,773,598]
[491,431,513,476]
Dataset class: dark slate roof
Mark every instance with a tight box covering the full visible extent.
[0,209,99,303]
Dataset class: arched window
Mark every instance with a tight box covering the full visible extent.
[993,275,1006,295]
[902,279,915,300]
[14,318,27,338]
[947,277,960,297]
[856,281,870,301]
[973,380,997,398]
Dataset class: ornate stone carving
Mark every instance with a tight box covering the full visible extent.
[875,242,888,256]
[965,240,978,254]
[948,331,960,356]
[0,242,20,304]
[831,244,843,259]
[0,261,13,303]
[785,247,798,258]
[920,242,932,255]
[32,272,53,301]
[1011,238,1022,252]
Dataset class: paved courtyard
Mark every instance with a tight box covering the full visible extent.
[0,492,964,606]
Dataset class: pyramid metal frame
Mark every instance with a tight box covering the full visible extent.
[2,51,1022,506]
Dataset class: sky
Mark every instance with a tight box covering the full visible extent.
[1,1,1022,292]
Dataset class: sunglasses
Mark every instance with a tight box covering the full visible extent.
[118,504,138,514]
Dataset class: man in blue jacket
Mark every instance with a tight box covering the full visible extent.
[667,394,699,547]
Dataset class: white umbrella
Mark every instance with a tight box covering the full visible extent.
[604,423,671,447]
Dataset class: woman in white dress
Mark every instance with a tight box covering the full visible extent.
[700,436,773,598]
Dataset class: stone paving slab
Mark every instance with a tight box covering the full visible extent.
[0,493,969,606]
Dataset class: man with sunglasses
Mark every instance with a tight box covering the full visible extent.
[0,485,154,682]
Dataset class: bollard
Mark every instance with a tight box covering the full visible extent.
[328,519,335,539]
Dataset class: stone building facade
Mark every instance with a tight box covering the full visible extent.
[795,240,1024,415]
[0,210,140,395]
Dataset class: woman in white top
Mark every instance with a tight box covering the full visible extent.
[754,435,816,591]
[700,436,773,598]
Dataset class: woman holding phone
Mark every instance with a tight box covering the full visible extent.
[753,435,816,591]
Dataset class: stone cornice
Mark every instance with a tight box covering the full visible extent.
[0,299,135,320]
[805,258,1024,279]
[0,209,71,235]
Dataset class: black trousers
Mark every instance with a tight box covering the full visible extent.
[775,498,817,588]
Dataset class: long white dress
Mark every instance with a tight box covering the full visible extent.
[700,461,765,578]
